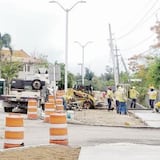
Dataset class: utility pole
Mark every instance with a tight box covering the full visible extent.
[108,24,119,87]
[115,45,120,84]
[120,54,130,83]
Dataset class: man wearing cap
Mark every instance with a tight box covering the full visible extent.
[118,87,127,114]
[106,87,114,111]
[147,86,157,110]
[129,86,139,108]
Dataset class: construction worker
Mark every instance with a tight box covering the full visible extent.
[114,85,122,113]
[129,86,139,108]
[147,86,157,110]
[106,87,114,111]
[118,87,127,114]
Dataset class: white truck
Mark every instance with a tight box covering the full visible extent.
[0,67,53,113]
[0,78,49,113]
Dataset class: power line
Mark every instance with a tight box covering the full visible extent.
[120,34,154,51]
[136,49,150,55]
[116,0,155,32]
[116,0,159,40]
[121,49,150,58]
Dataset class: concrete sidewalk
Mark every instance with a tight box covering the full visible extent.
[78,143,160,160]
[78,110,160,160]
[132,110,160,128]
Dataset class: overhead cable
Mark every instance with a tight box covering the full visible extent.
[116,0,159,40]
[120,34,154,51]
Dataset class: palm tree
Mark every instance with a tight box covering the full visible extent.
[0,33,12,77]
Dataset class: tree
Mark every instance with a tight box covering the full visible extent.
[0,33,13,77]
[0,33,12,59]
[103,65,113,81]
[119,71,129,84]
[2,61,22,80]
[56,63,75,89]
[1,61,22,94]
[84,67,94,81]
[98,65,114,89]
[146,57,160,88]
[150,21,160,48]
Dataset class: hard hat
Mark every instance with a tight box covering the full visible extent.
[150,86,154,89]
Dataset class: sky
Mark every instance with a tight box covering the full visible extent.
[0,0,159,76]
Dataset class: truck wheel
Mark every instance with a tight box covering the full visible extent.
[32,79,42,90]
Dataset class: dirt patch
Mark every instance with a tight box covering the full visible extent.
[72,109,147,127]
[0,145,81,160]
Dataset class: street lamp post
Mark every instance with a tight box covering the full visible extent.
[74,41,92,86]
[78,63,82,84]
[49,0,86,92]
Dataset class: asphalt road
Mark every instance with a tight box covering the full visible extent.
[1,110,160,150]
[1,100,160,159]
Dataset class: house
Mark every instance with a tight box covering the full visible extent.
[0,49,56,86]
[0,49,38,63]
[0,49,46,79]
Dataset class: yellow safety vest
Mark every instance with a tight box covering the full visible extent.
[118,91,127,102]
[129,89,139,99]
[114,90,121,101]
[148,90,157,100]
[107,90,113,99]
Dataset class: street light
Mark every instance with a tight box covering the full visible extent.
[49,0,86,92]
[74,41,92,85]
[78,63,82,84]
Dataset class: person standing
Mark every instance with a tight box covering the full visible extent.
[129,86,139,108]
[118,87,127,114]
[114,86,122,113]
[147,86,157,110]
[106,87,114,111]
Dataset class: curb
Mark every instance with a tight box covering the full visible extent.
[67,111,160,129]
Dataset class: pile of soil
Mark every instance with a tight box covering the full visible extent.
[0,145,81,160]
